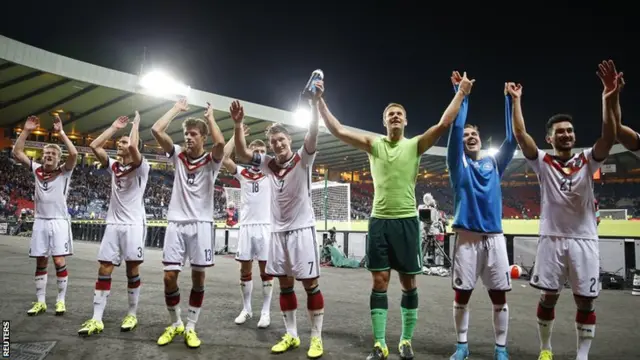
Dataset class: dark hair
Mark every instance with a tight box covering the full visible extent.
[546,114,573,135]
[265,123,290,138]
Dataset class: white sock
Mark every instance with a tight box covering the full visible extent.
[262,279,274,314]
[127,286,141,316]
[537,319,554,351]
[308,308,324,338]
[165,289,182,326]
[453,301,470,343]
[34,270,47,303]
[492,303,509,346]
[283,309,298,338]
[241,280,253,313]
[576,322,595,359]
[186,306,201,331]
[56,265,68,303]
[93,290,110,321]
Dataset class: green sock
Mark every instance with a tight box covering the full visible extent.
[400,288,418,341]
[370,289,388,347]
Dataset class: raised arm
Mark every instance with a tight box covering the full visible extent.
[315,81,375,154]
[446,72,474,185]
[203,102,226,161]
[53,115,78,171]
[151,99,188,154]
[507,83,538,160]
[494,89,518,175]
[593,60,621,161]
[89,116,128,167]
[612,76,638,151]
[221,124,250,174]
[230,101,253,163]
[128,111,143,167]
[11,116,39,167]
[420,72,473,155]
[304,98,321,154]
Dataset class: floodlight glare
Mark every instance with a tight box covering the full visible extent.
[294,107,311,128]
[487,147,499,156]
[139,70,190,97]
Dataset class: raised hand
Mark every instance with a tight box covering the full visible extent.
[204,102,214,119]
[458,72,475,95]
[52,114,63,132]
[597,60,622,97]
[133,111,141,125]
[506,82,523,99]
[242,123,251,137]
[451,71,463,85]
[312,80,324,101]
[230,100,244,123]
[112,116,130,129]
[174,98,189,112]
[24,116,39,131]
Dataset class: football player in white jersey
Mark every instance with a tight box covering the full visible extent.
[232,93,324,359]
[221,125,274,328]
[78,111,149,336]
[151,98,225,349]
[509,59,622,360]
[12,114,78,317]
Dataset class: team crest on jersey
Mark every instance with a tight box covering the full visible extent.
[35,166,62,182]
[111,161,139,178]
[268,153,300,178]
[178,152,212,172]
[544,152,587,176]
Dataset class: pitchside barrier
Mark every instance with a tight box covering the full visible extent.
[1,220,638,287]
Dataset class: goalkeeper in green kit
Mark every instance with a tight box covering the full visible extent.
[316,75,473,360]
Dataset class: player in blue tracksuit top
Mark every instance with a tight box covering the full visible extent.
[446,72,518,360]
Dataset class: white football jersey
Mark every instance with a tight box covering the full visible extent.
[166,145,222,222]
[105,158,150,225]
[234,165,271,225]
[251,146,316,232]
[526,148,603,240]
[31,160,73,219]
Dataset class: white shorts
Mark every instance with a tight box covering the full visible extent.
[267,226,320,280]
[530,236,600,297]
[162,221,215,271]
[29,218,73,258]
[451,231,511,291]
[236,223,270,262]
[97,224,147,266]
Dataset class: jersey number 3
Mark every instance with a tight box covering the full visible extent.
[560,177,573,192]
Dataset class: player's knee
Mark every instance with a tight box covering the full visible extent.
[301,278,318,290]
[539,291,560,307]
[398,273,416,291]
[371,271,390,292]
[125,261,140,277]
[278,276,295,289]
[239,262,253,276]
[240,270,252,282]
[488,290,507,305]
[98,262,114,276]
[35,257,48,268]
[191,268,206,286]
[52,256,65,268]
[573,295,595,311]
[454,289,473,305]
[163,270,179,289]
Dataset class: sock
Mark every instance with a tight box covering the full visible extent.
[240,273,253,313]
[575,309,596,360]
[492,303,509,347]
[279,287,298,338]
[93,275,112,321]
[55,264,68,302]
[453,301,470,343]
[370,289,388,348]
[127,275,141,316]
[537,301,556,351]
[35,267,47,303]
[306,286,324,338]
[261,273,274,314]
[400,288,418,341]
[186,287,204,331]
[164,288,182,326]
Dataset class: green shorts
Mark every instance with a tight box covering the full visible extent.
[366,216,422,274]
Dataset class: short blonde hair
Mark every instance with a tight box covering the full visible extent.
[383,103,406,117]
[249,139,266,148]
[265,123,290,138]
[43,143,62,157]
[182,117,209,136]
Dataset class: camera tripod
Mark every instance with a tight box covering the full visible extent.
[421,234,452,268]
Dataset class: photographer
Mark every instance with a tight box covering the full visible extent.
[419,193,446,266]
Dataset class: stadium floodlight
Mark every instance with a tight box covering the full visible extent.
[293,106,325,129]
[139,70,190,97]
[487,147,499,156]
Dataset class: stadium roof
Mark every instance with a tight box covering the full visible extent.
[0,35,638,176]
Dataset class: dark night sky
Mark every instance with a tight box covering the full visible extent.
[1,2,637,148]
